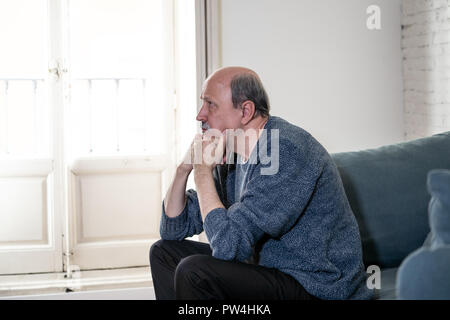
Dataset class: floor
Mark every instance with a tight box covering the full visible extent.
[0,266,155,300]
[2,286,156,300]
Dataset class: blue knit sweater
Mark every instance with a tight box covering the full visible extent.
[160,116,373,300]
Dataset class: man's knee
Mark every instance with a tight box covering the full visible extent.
[149,239,171,265]
[175,255,211,279]
[174,255,214,297]
[149,240,160,262]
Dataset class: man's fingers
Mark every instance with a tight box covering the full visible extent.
[215,134,226,164]
[203,128,222,141]
[191,130,227,166]
[193,135,204,165]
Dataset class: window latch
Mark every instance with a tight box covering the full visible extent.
[48,60,67,80]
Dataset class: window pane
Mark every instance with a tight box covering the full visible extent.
[0,0,48,78]
[69,0,164,79]
[0,80,49,157]
[117,80,145,153]
[68,0,168,156]
[90,80,117,154]
[0,1,49,157]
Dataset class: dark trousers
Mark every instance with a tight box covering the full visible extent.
[149,239,319,300]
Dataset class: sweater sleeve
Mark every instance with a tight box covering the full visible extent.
[203,139,325,262]
[159,189,204,240]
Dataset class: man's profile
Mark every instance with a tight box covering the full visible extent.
[149,66,373,300]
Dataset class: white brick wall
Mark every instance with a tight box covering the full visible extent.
[402,0,450,140]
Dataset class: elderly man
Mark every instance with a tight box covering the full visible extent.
[149,66,373,300]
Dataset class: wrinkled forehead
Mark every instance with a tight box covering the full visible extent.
[201,73,231,97]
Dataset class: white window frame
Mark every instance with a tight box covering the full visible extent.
[62,0,178,272]
[0,0,208,289]
[0,0,66,275]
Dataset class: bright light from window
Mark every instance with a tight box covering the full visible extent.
[68,0,167,157]
[0,0,49,157]
[0,0,48,78]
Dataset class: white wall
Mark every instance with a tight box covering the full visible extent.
[402,0,450,141]
[218,0,404,153]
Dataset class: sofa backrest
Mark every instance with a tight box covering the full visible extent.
[331,132,450,269]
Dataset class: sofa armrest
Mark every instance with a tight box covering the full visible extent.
[397,246,450,299]
[397,169,450,299]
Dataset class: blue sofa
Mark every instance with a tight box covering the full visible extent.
[331,131,450,299]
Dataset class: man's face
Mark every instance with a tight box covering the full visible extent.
[196,76,242,134]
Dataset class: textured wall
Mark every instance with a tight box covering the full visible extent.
[402,0,450,140]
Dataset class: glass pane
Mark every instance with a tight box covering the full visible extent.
[90,80,117,154]
[117,80,145,153]
[69,80,91,155]
[0,79,48,157]
[0,0,48,78]
[69,0,164,79]
[0,1,49,157]
[68,0,168,156]
[6,81,36,155]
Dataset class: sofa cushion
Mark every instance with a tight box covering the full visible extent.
[331,132,450,268]
[374,267,398,300]
[396,169,450,299]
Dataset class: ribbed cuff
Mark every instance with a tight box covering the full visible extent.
[160,200,188,234]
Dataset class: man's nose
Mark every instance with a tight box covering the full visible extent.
[196,105,207,122]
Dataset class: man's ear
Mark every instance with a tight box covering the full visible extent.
[240,100,256,125]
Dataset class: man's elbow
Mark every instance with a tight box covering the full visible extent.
[210,242,253,262]
[159,227,184,241]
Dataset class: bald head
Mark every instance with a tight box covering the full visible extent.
[204,66,270,119]
[206,66,259,87]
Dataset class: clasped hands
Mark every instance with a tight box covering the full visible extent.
[180,130,226,175]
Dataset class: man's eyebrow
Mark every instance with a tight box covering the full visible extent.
[200,95,215,103]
